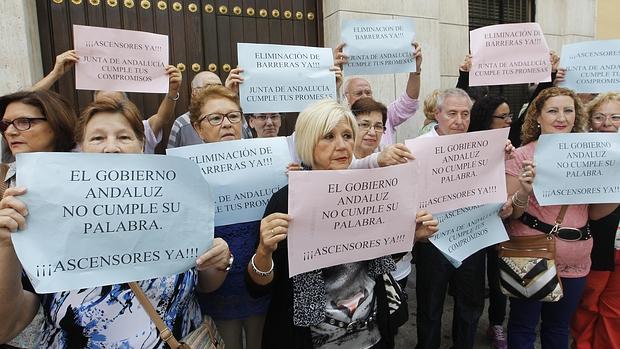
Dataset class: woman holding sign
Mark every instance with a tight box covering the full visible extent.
[504,87,618,349]
[246,99,439,349]
[188,85,269,349]
[0,96,231,348]
[0,89,77,348]
[571,92,620,349]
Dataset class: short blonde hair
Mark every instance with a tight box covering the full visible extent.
[423,89,440,126]
[521,87,588,145]
[295,99,357,168]
[586,92,620,118]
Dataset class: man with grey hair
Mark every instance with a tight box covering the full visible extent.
[414,88,485,349]
[337,42,422,146]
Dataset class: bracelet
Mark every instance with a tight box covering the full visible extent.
[251,253,273,277]
[511,192,528,209]
[167,92,180,101]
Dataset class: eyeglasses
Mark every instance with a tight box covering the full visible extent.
[493,113,514,122]
[253,113,281,122]
[358,122,385,133]
[0,116,47,134]
[197,111,243,126]
[591,113,620,124]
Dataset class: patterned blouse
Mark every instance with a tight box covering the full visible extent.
[35,269,201,348]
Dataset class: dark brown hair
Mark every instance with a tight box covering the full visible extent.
[350,97,387,125]
[76,96,145,144]
[0,90,77,152]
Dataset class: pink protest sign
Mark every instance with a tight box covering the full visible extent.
[469,23,551,86]
[404,128,509,214]
[73,25,169,93]
[287,163,419,277]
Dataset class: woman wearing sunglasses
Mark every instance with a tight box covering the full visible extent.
[189,85,268,349]
[504,87,618,349]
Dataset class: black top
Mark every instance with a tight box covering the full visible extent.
[245,186,400,349]
[590,206,620,271]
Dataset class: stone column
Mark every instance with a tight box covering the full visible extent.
[0,0,43,95]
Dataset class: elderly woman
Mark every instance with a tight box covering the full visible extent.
[0,96,230,347]
[350,98,411,291]
[350,98,387,158]
[246,99,438,348]
[189,85,268,349]
[419,89,440,136]
[504,87,618,349]
[571,92,620,349]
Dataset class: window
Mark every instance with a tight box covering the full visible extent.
[469,0,536,114]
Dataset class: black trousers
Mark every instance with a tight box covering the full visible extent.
[415,243,486,349]
[486,244,507,326]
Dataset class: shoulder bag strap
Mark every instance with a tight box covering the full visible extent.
[550,205,569,235]
[555,205,569,225]
[128,281,183,349]
[0,163,10,199]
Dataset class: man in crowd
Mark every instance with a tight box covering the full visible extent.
[415,88,485,349]
[247,113,281,138]
[336,42,422,146]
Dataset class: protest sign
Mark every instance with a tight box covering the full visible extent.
[167,137,291,226]
[341,19,416,75]
[13,153,213,293]
[73,25,168,93]
[431,203,508,268]
[470,23,550,86]
[559,40,620,93]
[287,162,419,276]
[405,128,509,213]
[533,133,620,205]
[237,43,337,113]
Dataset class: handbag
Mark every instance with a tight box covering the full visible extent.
[497,206,568,302]
[382,273,408,328]
[128,282,224,349]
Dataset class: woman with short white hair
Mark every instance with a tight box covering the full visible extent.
[246,99,438,349]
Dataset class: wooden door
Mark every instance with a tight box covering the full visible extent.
[36,0,324,148]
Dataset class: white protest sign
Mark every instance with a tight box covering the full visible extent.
[405,128,509,214]
[559,40,620,93]
[341,19,416,75]
[287,162,419,276]
[13,153,214,293]
[73,25,169,93]
[431,203,508,268]
[237,43,337,113]
[167,137,291,226]
[469,23,550,86]
[533,133,620,206]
